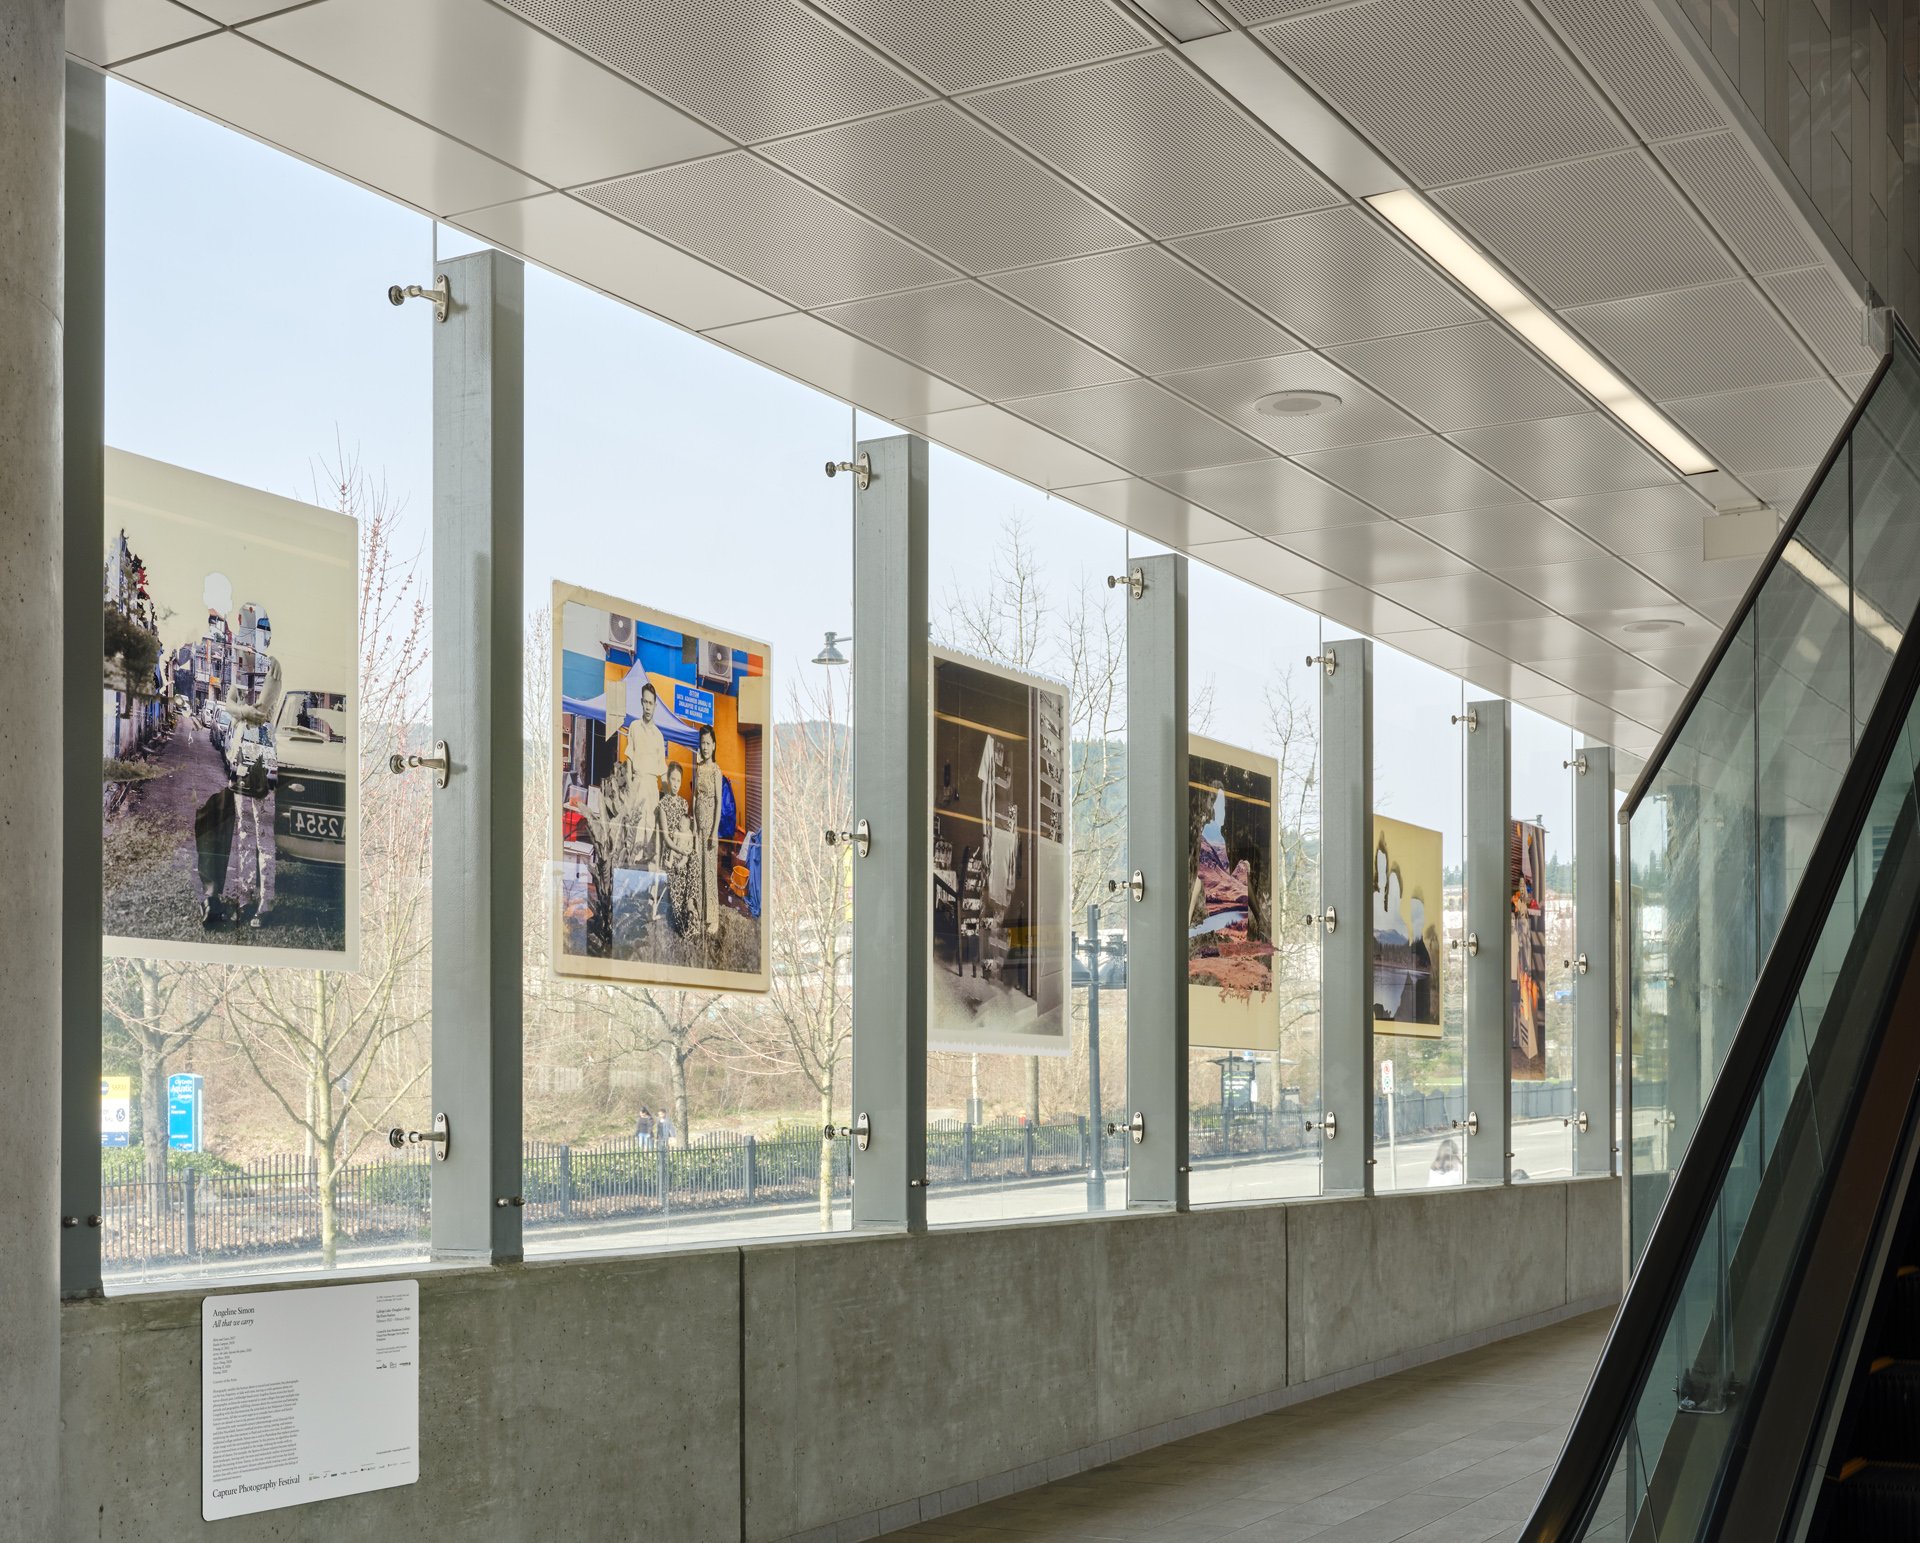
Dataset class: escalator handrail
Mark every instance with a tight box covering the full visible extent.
[1620,341,1893,820]
[1519,426,1920,1540]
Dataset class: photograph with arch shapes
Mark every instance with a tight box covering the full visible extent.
[550,581,770,993]
[929,649,1070,1056]
[1187,734,1280,1052]
[1510,819,1548,1080]
[1371,813,1443,1036]
[101,450,359,969]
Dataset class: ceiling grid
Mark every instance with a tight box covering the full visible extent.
[73,0,1887,758]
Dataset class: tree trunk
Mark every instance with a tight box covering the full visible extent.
[667,1041,690,1148]
[138,1033,168,1193]
[817,1079,834,1232]
[313,1046,338,1270]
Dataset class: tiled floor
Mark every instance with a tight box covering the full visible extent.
[881,1309,1613,1543]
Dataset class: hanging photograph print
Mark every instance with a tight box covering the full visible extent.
[1510,820,1548,1080]
[1187,735,1279,1052]
[551,582,770,993]
[929,650,1070,1055]
[1371,814,1443,1037]
[101,450,359,970]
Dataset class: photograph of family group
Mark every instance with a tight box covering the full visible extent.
[551,583,770,993]
[929,651,1070,1055]
[1187,736,1280,1053]
[1371,813,1443,1036]
[101,450,358,969]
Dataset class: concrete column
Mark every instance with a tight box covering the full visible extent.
[0,2,65,1535]
[1319,638,1372,1195]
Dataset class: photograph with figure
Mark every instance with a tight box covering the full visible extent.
[1371,814,1443,1035]
[1510,819,1548,1079]
[551,582,770,992]
[1187,735,1279,1052]
[929,650,1069,1055]
[101,450,358,968]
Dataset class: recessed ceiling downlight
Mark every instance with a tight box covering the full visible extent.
[1623,619,1684,635]
[1254,389,1342,418]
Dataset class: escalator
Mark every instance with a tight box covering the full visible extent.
[1520,324,1920,1542]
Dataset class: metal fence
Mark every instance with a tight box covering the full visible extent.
[98,1086,1577,1271]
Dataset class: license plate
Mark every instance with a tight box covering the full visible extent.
[286,807,343,841]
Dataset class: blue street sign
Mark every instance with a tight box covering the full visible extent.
[673,683,714,726]
[168,1072,204,1153]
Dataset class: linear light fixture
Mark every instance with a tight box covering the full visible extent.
[1779,537,1902,651]
[1366,189,1715,476]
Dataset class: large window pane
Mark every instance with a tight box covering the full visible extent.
[1372,649,1468,1192]
[102,83,433,1286]
[1185,558,1322,1205]
[519,268,856,1253]
[925,459,1129,1222]
[1511,706,1575,1181]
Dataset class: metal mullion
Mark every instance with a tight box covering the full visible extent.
[430,249,524,1262]
[1465,698,1511,1186]
[850,434,929,1231]
[1319,637,1372,1196]
[1575,744,1617,1176]
[62,60,106,1299]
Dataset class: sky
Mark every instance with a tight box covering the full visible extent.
[104,78,1575,865]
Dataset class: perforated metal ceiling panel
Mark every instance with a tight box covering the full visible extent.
[966,51,1342,239]
[1286,585,1435,637]
[1294,435,1524,518]
[496,0,928,142]
[816,281,1132,400]
[1562,281,1824,401]
[1524,0,1721,139]
[1630,544,1766,606]
[1450,413,1678,500]
[1375,570,1556,627]
[1454,612,1623,660]
[1173,206,1484,346]
[811,0,1152,93]
[1490,556,1677,614]
[580,153,956,309]
[989,245,1301,375]
[701,311,978,423]
[67,0,212,67]
[1156,456,1386,537]
[1404,503,1606,569]
[1258,0,1627,186]
[1160,352,1423,454]
[1060,478,1251,547]
[1277,522,1474,585]
[1527,648,1676,694]
[1008,378,1273,475]
[1652,132,1820,276]
[1662,378,1852,472]
[1759,266,1883,377]
[1544,483,1705,553]
[1325,322,1588,432]
[1432,152,1736,309]
[764,102,1142,272]
[1182,537,1346,595]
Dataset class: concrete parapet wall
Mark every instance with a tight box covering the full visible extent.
[59,1177,1622,1543]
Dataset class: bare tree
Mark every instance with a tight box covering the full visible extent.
[224,450,434,1267]
[103,958,223,1189]
[1264,667,1322,1110]
[714,671,853,1228]
[938,515,1128,1121]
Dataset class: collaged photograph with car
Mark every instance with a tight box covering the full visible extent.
[101,450,359,967]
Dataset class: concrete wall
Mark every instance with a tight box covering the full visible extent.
[60,1178,1622,1543]
[0,4,65,1541]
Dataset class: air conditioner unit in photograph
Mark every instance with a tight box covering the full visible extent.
[698,638,733,685]
[606,611,634,649]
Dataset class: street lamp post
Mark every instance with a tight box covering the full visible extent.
[1082,901,1109,1212]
